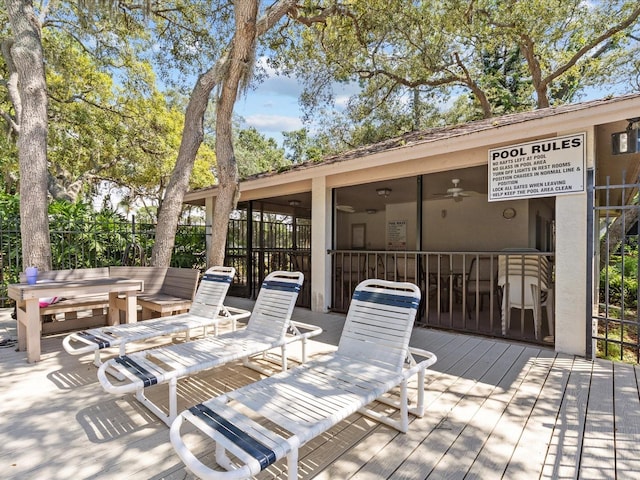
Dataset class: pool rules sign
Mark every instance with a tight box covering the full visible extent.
[488,132,585,201]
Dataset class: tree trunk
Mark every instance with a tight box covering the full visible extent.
[208,0,259,267]
[150,0,297,268]
[150,64,224,267]
[5,0,52,271]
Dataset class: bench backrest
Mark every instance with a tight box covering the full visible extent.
[161,267,200,300]
[109,266,167,294]
[109,266,199,299]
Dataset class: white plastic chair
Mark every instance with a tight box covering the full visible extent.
[97,271,322,426]
[498,254,553,339]
[63,266,250,366]
[170,279,437,480]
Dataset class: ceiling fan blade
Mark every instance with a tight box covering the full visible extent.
[336,205,355,213]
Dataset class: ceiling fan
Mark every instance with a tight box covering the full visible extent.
[336,204,355,213]
[434,178,471,202]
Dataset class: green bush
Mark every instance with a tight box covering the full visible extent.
[0,194,206,306]
[600,254,639,310]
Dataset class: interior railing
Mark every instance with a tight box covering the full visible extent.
[329,250,555,344]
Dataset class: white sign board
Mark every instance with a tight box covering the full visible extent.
[488,132,585,201]
[387,220,407,250]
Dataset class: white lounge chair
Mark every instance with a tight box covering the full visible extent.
[63,266,250,367]
[170,279,437,480]
[98,271,322,426]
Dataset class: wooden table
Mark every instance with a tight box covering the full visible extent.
[8,277,144,363]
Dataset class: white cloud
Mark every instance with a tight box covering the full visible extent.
[253,57,304,98]
[335,95,351,109]
[243,114,303,133]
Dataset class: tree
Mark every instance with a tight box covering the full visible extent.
[470,0,640,108]
[235,126,287,178]
[4,0,51,270]
[276,0,640,149]
[282,127,329,162]
[151,0,299,267]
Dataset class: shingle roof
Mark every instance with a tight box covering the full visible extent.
[190,93,640,194]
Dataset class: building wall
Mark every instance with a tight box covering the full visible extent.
[336,196,533,252]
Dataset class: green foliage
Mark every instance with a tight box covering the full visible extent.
[600,253,639,309]
[234,126,289,178]
[282,128,330,163]
[0,2,219,206]
[0,197,206,305]
[273,0,640,150]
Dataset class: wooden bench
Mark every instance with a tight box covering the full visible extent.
[20,266,200,334]
[109,266,200,319]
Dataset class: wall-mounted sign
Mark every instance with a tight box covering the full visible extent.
[387,220,407,250]
[488,132,585,201]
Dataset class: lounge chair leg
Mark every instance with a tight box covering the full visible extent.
[169,377,178,424]
[287,448,299,480]
[281,343,288,371]
[215,443,234,470]
[93,350,102,368]
[400,380,409,433]
[414,367,426,417]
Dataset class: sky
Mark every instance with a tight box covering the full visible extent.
[234,68,305,143]
[232,62,626,149]
[233,58,356,146]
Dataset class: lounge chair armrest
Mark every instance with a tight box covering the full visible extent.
[97,359,145,395]
[62,333,100,355]
[406,347,438,374]
[289,320,323,339]
[221,306,251,321]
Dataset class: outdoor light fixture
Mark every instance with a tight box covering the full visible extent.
[376,187,392,197]
[288,199,301,207]
[366,209,377,214]
[612,117,640,155]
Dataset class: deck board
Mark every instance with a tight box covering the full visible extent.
[1,298,639,479]
[580,360,616,479]
[612,362,640,480]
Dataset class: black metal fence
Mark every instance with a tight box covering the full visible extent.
[592,175,640,363]
[225,215,311,308]
[0,218,207,306]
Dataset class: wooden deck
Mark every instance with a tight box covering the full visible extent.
[1,298,638,479]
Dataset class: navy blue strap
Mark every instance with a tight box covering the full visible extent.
[262,280,301,293]
[189,403,276,470]
[114,356,158,387]
[77,331,111,349]
[202,273,233,283]
[353,290,420,309]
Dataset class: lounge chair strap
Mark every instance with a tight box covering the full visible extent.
[189,403,276,470]
[114,356,158,387]
[262,280,301,293]
[353,290,420,309]
[76,331,112,349]
[202,273,233,283]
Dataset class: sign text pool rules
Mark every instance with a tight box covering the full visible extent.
[488,132,585,201]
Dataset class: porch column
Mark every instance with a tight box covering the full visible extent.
[311,176,331,312]
[555,193,587,356]
[554,126,593,357]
